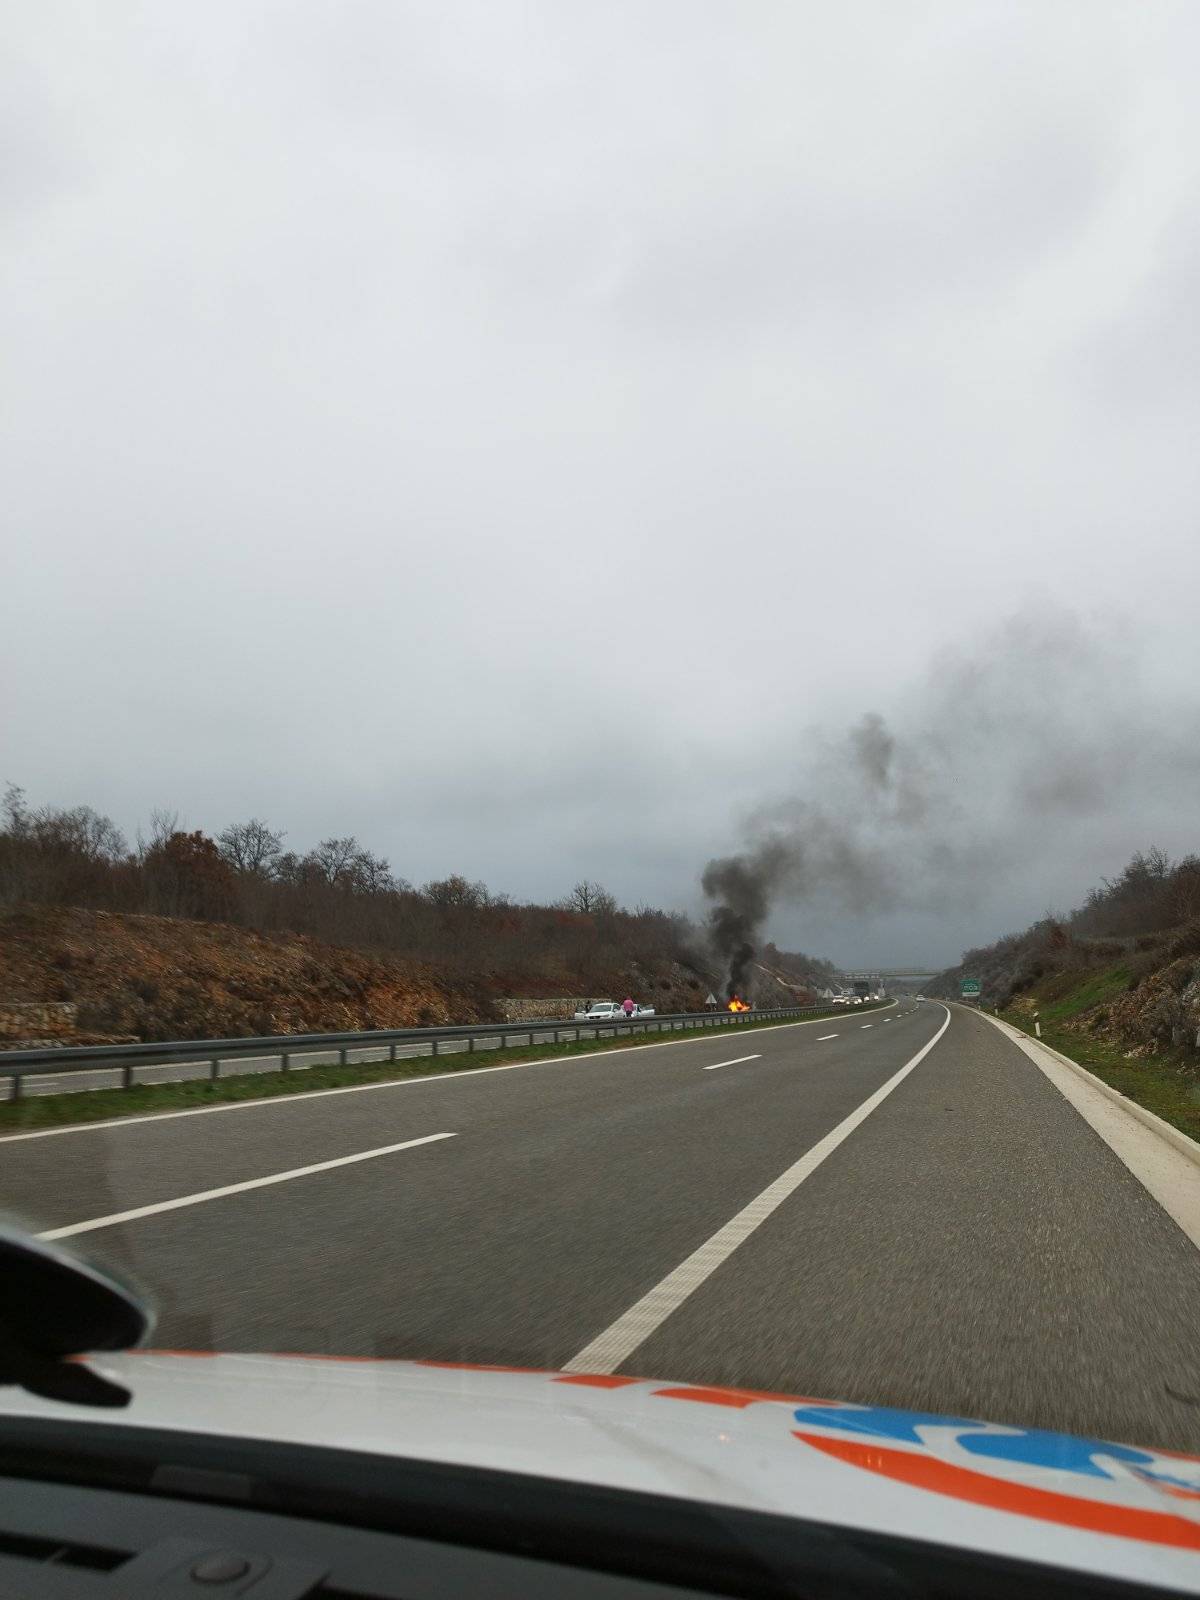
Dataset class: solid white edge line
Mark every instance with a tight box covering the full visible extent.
[702,1054,761,1072]
[0,1003,900,1144]
[563,1005,952,1375]
[38,1132,457,1242]
[977,1010,1200,1251]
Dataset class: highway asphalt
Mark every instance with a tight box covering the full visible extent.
[4,1001,1200,1453]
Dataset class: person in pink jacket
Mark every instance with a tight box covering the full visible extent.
[622,996,635,1019]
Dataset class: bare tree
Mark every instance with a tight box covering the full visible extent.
[218,817,285,875]
[2,783,29,838]
[1171,855,1200,924]
[309,836,364,888]
[354,849,398,895]
[566,879,617,915]
[137,808,180,861]
[30,804,127,862]
[1144,845,1172,880]
[424,874,489,909]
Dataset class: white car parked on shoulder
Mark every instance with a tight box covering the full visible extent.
[572,1001,653,1021]
[573,1001,621,1021]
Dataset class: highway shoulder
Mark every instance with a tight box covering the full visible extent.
[979,1009,1200,1251]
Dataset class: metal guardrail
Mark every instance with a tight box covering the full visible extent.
[0,1004,824,1100]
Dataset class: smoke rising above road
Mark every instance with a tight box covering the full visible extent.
[702,612,1200,987]
[701,847,789,998]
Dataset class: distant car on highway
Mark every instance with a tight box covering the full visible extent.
[633,1003,655,1017]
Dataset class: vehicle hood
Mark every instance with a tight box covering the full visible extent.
[3,1354,1200,1592]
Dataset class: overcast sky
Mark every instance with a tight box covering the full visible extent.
[4,2,1200,967]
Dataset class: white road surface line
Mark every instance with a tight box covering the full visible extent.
[564,1006,952,1375]
[0,1005,897,1145]
[37,1132,457,1242]
[861,1024,873,1029]
[981,1013,1200,1252]
[816,1034,839,1041]
[702,1054,761,1072]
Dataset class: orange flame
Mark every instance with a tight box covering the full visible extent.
[727,996,749,1012]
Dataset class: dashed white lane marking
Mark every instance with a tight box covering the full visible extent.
[38,1133,457,1242]
[861,1024,873,1029]
[0,1005,898,1145]
[817,1034,839,1041]
[564,1006,952,1374]
[702,1054,762,1072]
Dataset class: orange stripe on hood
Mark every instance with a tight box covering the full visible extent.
[795,1433,1200,1553]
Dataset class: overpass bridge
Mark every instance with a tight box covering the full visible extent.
[835,967,941,991]
[838,968,941,979]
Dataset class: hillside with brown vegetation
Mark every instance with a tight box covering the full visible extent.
[0,904,735,1045]
[0,787,842,1042]
[0,906,498,1043]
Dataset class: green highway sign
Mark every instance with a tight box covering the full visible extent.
[960,978,982,999]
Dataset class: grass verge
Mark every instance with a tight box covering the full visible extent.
[997,1009,1200,1146]
[1035,963,1134,1025]
[0,1003,889,1134]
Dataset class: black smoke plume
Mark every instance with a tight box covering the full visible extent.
[701,845,788,997]
[701,612,1200,994]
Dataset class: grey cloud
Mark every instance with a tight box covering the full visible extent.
[2,2,1199,973]
[850,713,895,793]
[1081,208,1200,412]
